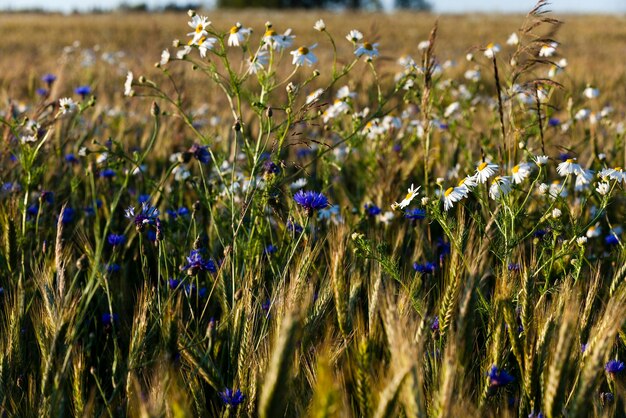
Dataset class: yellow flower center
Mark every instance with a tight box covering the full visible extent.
[566,158,575,163]
[404,192,413,200]
[298,46,309,55]
[615,167,623,171]
[457,179,466,187]
[512,165,520,173]
[230,26,239,34]
[195,24,204,34]
[444,187,454,197]
[478,162,488,171]
[494,176,502,182]
[363,42,373,51]
[487,42,494,49]
[265,29,276,37]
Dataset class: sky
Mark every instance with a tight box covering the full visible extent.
[3,0,626,13]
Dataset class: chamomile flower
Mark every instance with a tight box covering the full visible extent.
[187,15,211,44]
[198,37,217,58]
[124,71,134,97]
[354,42,379,59]
[489,176,512,200]
[58,97,77,116]
[586,224,602,238]
[506,32,519,45]
[228,23,251,47]
[511,162,532,184]
[556,158,583,176]
[533,155,549,166]
[596,182,610,196]
[391,183,420,210]
[575,169,594,191]
[263,27,295,51]
[336,85,356,100]
[305,88,324,104]
[583,85,600,99]
[538,42,557,57]
[314,19,326,31]
[484,42,500,59]
[160,49,170,65]
[290,44,318,67]
[248,49,269,74]
[599,167,625,182]
[458,175,478,191]
[443,186,465,211]
[475,161,499,184]
[346,29,363,44]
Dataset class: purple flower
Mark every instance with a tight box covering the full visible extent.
[264,244,278,256]
[168,278,181,289]
[218,388,245,407]
[36,88,48,97]
[100,168,116,178]
[605,359,624,374]
[61,207,76,224]
[107,234,126,246]
[548,117,560,127]
[413,261,436,274]
[528,411,544,418]
[125,202,160,232]
[405,208,426,221]
[75,85,92,99]
[364,203,381,217]
[65,153,79,164]
[42,73,57,86]
[293,190,329,215]
[101,313,119,326]
[508,263,521,272]
[488,365,514,388]
[431,316,439,332]
[106,263,120,273]
[189,143,210,164]
[286,219,303,235]
[600,392,614,405]
[263,159,281,176]
[183,249,217,276]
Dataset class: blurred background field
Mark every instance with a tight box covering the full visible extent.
[1,11,626,104]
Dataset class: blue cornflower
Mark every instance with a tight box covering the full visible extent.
[219,388,245,407]
[436,238,451,260]
[263,159,281,176]
[392,143,402,153]
[125,202,160,232]
[487,365,514,388]
[36,88,48,97]
[101,313,119,326]
[605,359,625,374]
[508,263,521,272]
[188,143,210,164]
[264,244,278,256]
[548,117,560,127]
[138,194,151,204]
[294,190,329,215]
[413,262,436,274]
[431,316,439,332]
[364,203,381,217]
[183,249,217,276]
[534,229,547,238]
[600,392,614,405]
[262,299,271,312]
[61,207,76,224]
[106,263,121,273]
[178,207,190,217]
[528,410,544,418]
[296,148,313,159]
[42,73,57,86]
[605,234,619,245]
[168,278,181,289]
[65,153,79,164]
[107,234,126,246]
[75,85,92,99]
[405,208,426,221]
[27,204,39,217]
[581,343,588,353]
[100,168,116,178]
[287,219,303,235]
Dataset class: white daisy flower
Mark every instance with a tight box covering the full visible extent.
[443,186,465,211]
[458,175,478,190]
[599,167,625,182]
[58,97,77,116]
[263,28,295,51]
[314,19,326,31]
[583,85,599,99]
[551,208,562,219]
[549,181,568,199]
[489,176,512,200]
[444,102,460,118]
[586,224,602,238]
[198,37,217,58]
[464,69,481,82]
[475,161,499,184]
[305,88,324,104]
[228,23,251,47]
[484,42,500,59]
[417,40,431,50]
[248,49,269,74]
[346,29,363,44]
[176,46,192,59]
[391,183,420,210]
[538,42,557,57]
[124,71,134,97]
[379,211,395,225]
[20,135,37,144]
[596,182,610,196]
[511,162,532,184]
[336,86,356,100]
[556,158,583,176]
[533,155,549,166]
[354,42,379,59]
[291,44,317,67]
[187,15,211,44]
[160,49,170,65]
[575,169,594,191]
[574,108,590,121]
[506,32,519,45]
[290,178,307,189]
